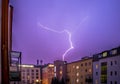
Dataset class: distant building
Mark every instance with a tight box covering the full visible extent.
[20,64,41,84]
[42,64,54,84]
[54,60,67,83]
[93,46,120,84]
[67,57,93,84]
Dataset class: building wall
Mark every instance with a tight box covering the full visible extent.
[20,65,40,84]
[67,58,93,84]
[42,64,54,84]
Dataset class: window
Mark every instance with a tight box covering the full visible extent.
[110,71,113,76]
[36,69,38,72]
[32,69,34,72]
[111,61,113,66]
[115,71,117,76]
[81,64,83,66]
[76,72,79,76]
[115,81,117,84]
[110,81,112,84]
[103,52,107,57]
[110,49,117,55]
[36,76,39,79]
[96,72,98,76]
[96,64,98,69]
[85,69,87,72]
[76,78,79,83]
[36,73,39,75]
[73,65,75,68]
[76,66,79,69]
[89,69,92,73]
[96,80,98,84]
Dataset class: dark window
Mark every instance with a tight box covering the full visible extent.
[111,61,113,66]
[36,69,38,72]
[110,71,113,76]
[96,72,98,76]
[36,76,39,79]
[110,81,112,84]
[115,71,117,76]
[81,82,83,84]
[81,64,83,66]
[85,69,87,72]
[32,73,34,75]
[32,70,34,72]
[115,81,117,84]
[36,73,38,75]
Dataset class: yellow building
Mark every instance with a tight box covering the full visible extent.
[67,57,93,84]
[42,64,54,84]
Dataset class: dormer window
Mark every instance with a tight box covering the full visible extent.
[110,49,117,55]
[103,52,107,57]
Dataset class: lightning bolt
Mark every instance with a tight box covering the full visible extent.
[37,16,88,61]
[37,23,74,61]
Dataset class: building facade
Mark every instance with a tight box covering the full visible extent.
[42,64,54,84]
[20,64,41,84]
[67,57,93,84]
[93,46,120,84]
[54,60,67,83]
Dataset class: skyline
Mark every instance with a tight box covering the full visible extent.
[11,0,120,64]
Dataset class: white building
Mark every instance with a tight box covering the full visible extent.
[93,46,120,84]
[20,64,41,84]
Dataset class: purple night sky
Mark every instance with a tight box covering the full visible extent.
[10,0,120,64]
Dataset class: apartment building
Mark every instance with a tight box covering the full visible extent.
[42,64,54,84]
[93,46,120,84]
[20,64,41,84]
[67,57,93,84]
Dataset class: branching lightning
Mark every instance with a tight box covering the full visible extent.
[37,23,74,61]
[37,16,88,61]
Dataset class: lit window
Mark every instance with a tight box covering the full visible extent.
[103,52,107,57]
[73,65,75,68]
[89,69,92,73]
[54,73,56,77]
[111,49,117,55]
[60,71,62,75]
[76,78,79,83]
[96,79,98,84]
[76,72,79,76]
[54,66,56,72]
[76,66,79,69]
[96,64,98,69]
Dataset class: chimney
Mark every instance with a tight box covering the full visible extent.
[37,59,39,65]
